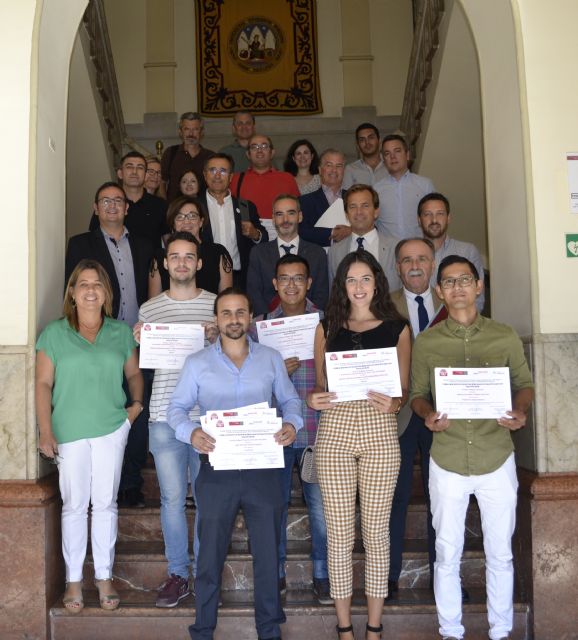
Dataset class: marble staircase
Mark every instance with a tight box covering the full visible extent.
[49,461,530,639]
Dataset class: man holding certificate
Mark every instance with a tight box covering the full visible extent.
[410,255,534,640]
[167,288,302,640]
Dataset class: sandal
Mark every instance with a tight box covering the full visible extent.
[365,622,383,640]
[337,624,354,639]
[63,581,84,613]
[94,578,120,610]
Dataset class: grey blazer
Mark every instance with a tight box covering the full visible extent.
[246,237,329,316]
[328,231,401,292]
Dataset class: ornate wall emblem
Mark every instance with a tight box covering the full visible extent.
[228,17,284,73]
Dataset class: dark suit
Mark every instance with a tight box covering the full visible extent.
[65,227,154,317]
[199,193,268,288]
[389,287,442,584]
[299,187,345,247]
[246,238,329,316]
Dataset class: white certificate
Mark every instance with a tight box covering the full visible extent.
[204,408,283,470]
[314,198,349,228]
[139,323,204,370]
[567,152,578,213]
[256,313,319,360]
[434,367,512,419]
[325,347,402,402]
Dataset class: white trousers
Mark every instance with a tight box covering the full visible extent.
[429,453,518,640]
[57,419,130,582]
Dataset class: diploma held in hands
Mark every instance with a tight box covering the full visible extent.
[434,367,512,419]
[325,347,402,402]
[139,323,204,369]
[256,312,319,360]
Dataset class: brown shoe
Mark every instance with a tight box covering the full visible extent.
[156,574,190,608]
[94,578,120,611]
[63,581,84,613]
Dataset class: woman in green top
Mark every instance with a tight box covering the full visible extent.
[35,259,143,613]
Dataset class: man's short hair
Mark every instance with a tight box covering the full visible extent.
[179,112,203,125]
[382,134,409,152]
[394,237,435,262]
[275,254,310,278]
[214,287,253,315]
[418,192,451,216]
[248,134,274,150]
[272,193,301,210]
[94,181,125,204]
[319,148,345,165]
[233,110,255,124]
[204,152,234,172]
[344,183,380,210]
[119,150,146,167]
[436,254,480,285]
[355,123,380,140]
[165,230,200,255]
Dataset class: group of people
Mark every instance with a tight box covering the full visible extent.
[34,109,533,640]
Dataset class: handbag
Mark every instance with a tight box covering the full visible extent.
[299,444,318,483]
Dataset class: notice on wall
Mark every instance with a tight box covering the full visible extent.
[566,233,578,258]
[566,153,578,213]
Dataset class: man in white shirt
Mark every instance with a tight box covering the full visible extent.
[328,184,400,290]
[342,122,389,189]
[374,134,435,239]
[418,192,486,312]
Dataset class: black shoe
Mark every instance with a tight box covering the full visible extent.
[336,624,353,639]
[118,487,145,508]
[365,622,383,639]
[461,586,470,603]
[313,577,333,605]
[278,576,287,595]
[385,579,398,601]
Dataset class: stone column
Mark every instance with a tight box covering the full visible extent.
[339,0,374,107]
[145,0,176,113]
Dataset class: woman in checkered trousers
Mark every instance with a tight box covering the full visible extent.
[308,250,410,640]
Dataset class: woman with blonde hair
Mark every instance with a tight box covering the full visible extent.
[308,250,410,640]
[35,259,143,613]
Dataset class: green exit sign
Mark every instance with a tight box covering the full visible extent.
[566,233,578,257]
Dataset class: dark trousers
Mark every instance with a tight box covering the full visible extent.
[190,463,286,640]
[119,369,152,491]
[389,412,436,582]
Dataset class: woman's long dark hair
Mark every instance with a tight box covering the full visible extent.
[283,139,320,176]
[324,250,404,346]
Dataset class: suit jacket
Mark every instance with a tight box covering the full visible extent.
[246,238,329,316]
[299,187,345,247]
[65,228,154,319]
[328,231,401,292]
[199,194,268,287]
[391,286,444,436]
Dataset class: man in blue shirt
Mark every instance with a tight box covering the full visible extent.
[168,288,303,640]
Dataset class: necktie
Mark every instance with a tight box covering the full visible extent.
[281,244,294,255]
[356,237,365,250]
[415,295,429,332]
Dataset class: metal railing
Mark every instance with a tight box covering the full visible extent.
[400,0,445,156]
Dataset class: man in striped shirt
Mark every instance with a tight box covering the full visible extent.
[135,231,217,608]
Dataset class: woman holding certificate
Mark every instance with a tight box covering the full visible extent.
[35,259,143,613]
[308,250,410,640]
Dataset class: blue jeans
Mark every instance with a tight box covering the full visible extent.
[278,446,328,579]
[149,421,200,578]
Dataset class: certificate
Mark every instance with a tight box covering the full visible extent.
[204,408,283,470]
[256,313,319,360]
[325,347,402,402]
[434,367,512,419]
[314,198,349,228]
[139,323,204,370]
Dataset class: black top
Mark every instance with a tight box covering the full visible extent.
[155,241,233,295]
[323,318,407,352]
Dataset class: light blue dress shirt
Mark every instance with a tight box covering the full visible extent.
[167,336,303,444]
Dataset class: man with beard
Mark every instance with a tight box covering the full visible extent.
[418,193,485,311]
[168,288,302,640]
[161,112,215,201]
[342,123,388,189]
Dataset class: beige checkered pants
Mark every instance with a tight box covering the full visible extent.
[316,400,400,599]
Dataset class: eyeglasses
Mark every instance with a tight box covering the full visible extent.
[146,168,161,176]
[175,212,201,222]
[39,451,63,465]
[206,166,230,176]
[440,274,476,289]
[276,275,307,285]
[249,143,271,151]
[98,197,126,207]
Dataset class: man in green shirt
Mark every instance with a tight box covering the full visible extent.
[410,255,534,640]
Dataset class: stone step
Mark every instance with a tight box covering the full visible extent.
[84,539,486,593]
[50,587,530,640]
[117,498,482,544]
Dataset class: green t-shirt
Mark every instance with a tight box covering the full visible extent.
[36,317,137,444]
